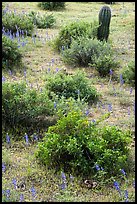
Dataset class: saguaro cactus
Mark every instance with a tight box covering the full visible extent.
[97,6,111,42]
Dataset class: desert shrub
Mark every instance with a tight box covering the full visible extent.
[2,81,55,128]
[35,110,132,178]
[62,37,118,75]
[28,11,56,29]
[2,11,34,36]
[38,2,65,10]
[45,70,99,104]
[53,20,98,51]
[122,61,135,86]
[2,35,22,69]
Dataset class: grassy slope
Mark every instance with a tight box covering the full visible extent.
[2,2,135,202]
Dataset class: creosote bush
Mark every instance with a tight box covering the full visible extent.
[2,11,34,36]
[53,20,98,51]
[2,35,22,69]
[38,2,65,10]
[45,70,99,104]
[35,109,132,178]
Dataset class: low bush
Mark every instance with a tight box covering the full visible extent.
[53,20,98,51]
[2,81,55,128]
[38,2,65,10]
[28,11,56,29]
[2,11,34,36]
[35,109,132,178]
[62,37,118,76]
[2,35,22,69]
[122,61,135,86]
[45,70,99,104]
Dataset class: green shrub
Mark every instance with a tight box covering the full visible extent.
[38,2,65,10]
[2,81,55,127]
[28,11,56,29]
[35,110,132,178]
[122,61,135,86]
[2,11,34,36]
[2,35,22,69]
[53,20,98,51]
[46,70,99,104]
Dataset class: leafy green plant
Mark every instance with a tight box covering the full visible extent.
[35,109,132,178]
[53,20,98,51]
[2,35,22,69]
[2,11,34,36]
[38,2,65,10]
[2,81,55,128]
[122,61,135,86]
[28,11,56,29]
[45,70,99,104]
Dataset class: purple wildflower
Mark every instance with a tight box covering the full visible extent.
[30,186,36,197]
[61,172,66,181]
[120,74,124,85]
[55,68,59,72]
[85,109,89,116]
[130,87,132,94]
[6,133,10,144]
[114,181,121,196]
[109,69,113,75]
[133,180,135,188]
[12,178,17,189]
[108,104,112,112]
[5,189,10,199]
[24,133,29,145]
[20,194,24,202]
[2,163,6,172]
[124,190,128,202]
[60,182,67,190]
[33,134,38,141]
[120,169,126,176]
[95,164,100,171]
[54,102,57,109]
[92,119,96,123]
[2,76,6,82]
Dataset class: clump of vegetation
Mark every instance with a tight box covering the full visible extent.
[28,11,56,29]
[38,2,65,10]
[2,81,55,129]
[122,61,135,86]
[2,11,34,36]
[2,35,22,69]
[53,20,98,51]
[35,109,132,178]
[45,70,99,104]
[62,37,118,76]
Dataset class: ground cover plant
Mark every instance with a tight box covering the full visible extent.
[2,2,135,202]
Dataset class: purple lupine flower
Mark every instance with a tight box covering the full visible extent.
[33,134,38,141]
[120,74,124,85]
[133,103,135,115]
[109,69,113,75]
[70,174,74,183]
[24,70,26,78]
[92,119,96,123]
[30,186,36,197]
[2,163,6,172]
[61,172,66,181]
[24,133,29,145]
[85,109,89,116]
[130,87,132,94]
[124,190,128,202]
[101,167,104,171]
[108,104,112,112]
[95,164,100,171]
[5,189,10,199]
[54,102,57,109]
[55,68,59,72]
[6,133,10,144]
[114,181,121,196]
[16,30,20,38]
[120,169,126,176]
[12,178,17,189]
[47,68,50,72]
[128,107,130,116]
[133,180,135,188]
[2,76,6,82]
[60,182,67,190]
[20,194,24,202]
